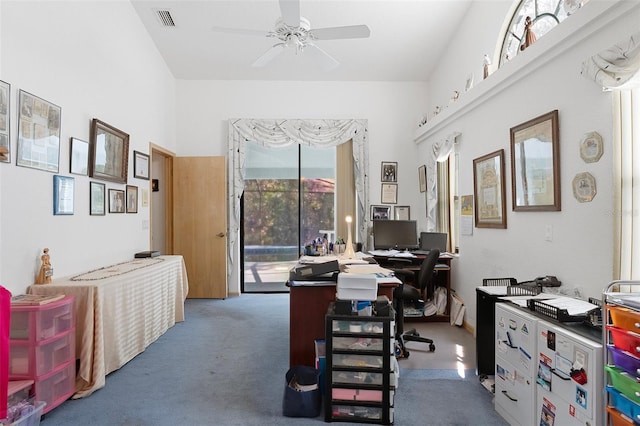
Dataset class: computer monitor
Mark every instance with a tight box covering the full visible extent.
[372,220,418,250]
[419,232,448,252]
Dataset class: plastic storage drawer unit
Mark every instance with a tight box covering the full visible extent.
[10,297,74,341]
[608,326,640,356]
[32,360,75,414]
[606,365,640,404]
[608,346,640,377]
[607,406,636,426]
[607,386,640,423]
[9,329,75,377]
[609,306,640,333]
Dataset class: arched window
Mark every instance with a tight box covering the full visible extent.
[499,0,589,67]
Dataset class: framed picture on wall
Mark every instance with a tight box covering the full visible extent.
[0,79,10,163]
[370,205,391,220]
[133,150,150,180]
[381,161,397,182]
[418,165,426,193]
[90,181,105,216]
[108,188,125,213]
[90,119,129,184]
[381,183,397,204]
[394,206,410,220]
[16,90,61,172]
[126,185,138,213]
[473,149,506,228]
[53,175,74,215]
[70,137,89,175]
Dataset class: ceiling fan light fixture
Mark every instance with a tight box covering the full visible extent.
[211,0,370,69]
[284,34,302,50]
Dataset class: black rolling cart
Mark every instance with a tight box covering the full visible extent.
[324,303,396,425]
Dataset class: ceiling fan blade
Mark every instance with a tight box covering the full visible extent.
[309,25,371,40]
[212,26,271,38]
[305,43,339,71]
[252,43,286,67]
[279,0,300,27]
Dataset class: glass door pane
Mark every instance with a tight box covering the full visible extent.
[243,143,299,292]
[301,145,336,252]
[242,143,336,293]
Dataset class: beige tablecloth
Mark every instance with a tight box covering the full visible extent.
[28,255,189,398]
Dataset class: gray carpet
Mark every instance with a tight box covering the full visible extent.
[40,294,507,425]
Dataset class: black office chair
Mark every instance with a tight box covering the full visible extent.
[390,249,440,358]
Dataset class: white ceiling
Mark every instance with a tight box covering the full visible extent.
[130,0,473,81]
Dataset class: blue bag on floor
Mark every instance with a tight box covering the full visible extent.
[282,365,321,418]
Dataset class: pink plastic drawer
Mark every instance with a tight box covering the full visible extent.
[332,388,394,403]
[609,306,640,333]
[33,360,75,414]
[9,329,75,378]
[10,296,75,341]
[609,326,640,357]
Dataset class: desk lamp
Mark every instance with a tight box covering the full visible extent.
[343,215,355,259]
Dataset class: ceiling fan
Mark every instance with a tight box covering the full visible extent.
[212,0,371,70]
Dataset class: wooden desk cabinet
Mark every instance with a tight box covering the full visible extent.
[374,254,453,324]
[289,280,396,368]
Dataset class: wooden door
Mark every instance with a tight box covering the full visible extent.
[173,156,227,298]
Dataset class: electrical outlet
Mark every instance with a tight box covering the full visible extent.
[545,225,553,242]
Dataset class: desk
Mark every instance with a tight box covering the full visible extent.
[28,255,189,398]
[288,277,399,367]
[373,253,453,323]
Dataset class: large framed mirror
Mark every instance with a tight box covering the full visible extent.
[510,110,560,211]
[89,118,129,184]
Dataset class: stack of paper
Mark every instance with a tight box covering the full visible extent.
[343,264,393,276]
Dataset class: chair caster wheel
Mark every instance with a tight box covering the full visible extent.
[429,343,436,352]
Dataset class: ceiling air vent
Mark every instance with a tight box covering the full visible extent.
[154,9,176,27]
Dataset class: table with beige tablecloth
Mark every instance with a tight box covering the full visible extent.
[28,255,189,398]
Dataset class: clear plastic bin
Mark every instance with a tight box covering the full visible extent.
[0,401,45,426]
[331,320,385,334]
[332,353,384,369]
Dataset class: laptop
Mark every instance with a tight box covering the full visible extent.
[414,232,448,254]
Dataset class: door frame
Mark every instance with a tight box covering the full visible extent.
[150,143,174,255]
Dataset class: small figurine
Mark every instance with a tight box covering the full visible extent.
[36,248,53,284]
[520,16,537,51]
[483,54,492,80]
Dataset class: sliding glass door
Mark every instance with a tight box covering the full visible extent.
[242,142,336,293]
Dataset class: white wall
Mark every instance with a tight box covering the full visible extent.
[0,1,176,295]
[420,0,640,331]
[175,80,429,294]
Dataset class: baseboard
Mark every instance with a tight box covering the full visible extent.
[462,320,475,336]
[228,292,240,297]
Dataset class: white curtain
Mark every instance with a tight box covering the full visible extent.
[227,119,369,284]
[613,89,640,280]
[427,132,460,231]
[582,32,640,279]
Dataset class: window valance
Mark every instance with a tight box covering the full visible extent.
[581,31,640,89]
[227,119,369,284]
